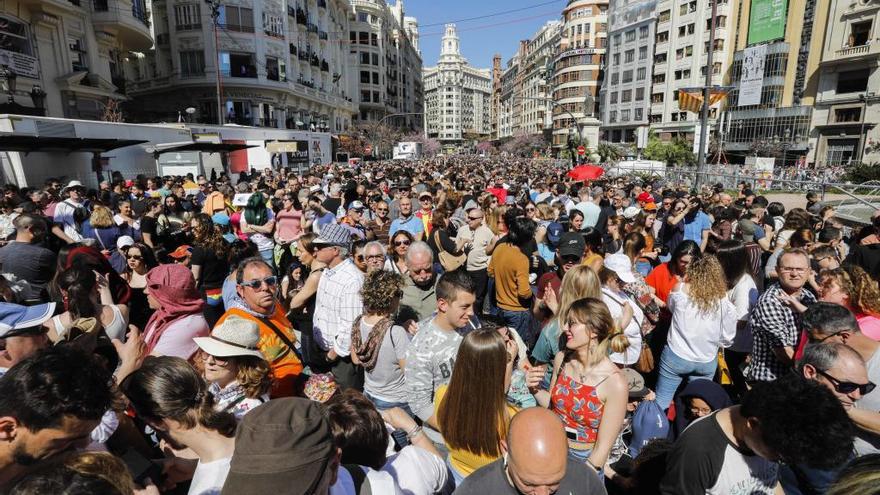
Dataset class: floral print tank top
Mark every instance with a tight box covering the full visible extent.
[550,369,606,444]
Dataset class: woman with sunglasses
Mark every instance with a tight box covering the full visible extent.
[142,263,209,360]
[385,230,414,275]
[120,242,158,332]
[194,316,272,421]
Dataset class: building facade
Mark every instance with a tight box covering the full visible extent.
[552,0,608,150]
[807,0,878,167]
[423,24,492,143]
[600,0,656,145]
[490,53,502,140]
[517,21,563,137]
[0,0,151,120]
[351,0,423,130]
[648,0,734,142]
[127,0,359,132]
[724,0,828,165]
[497,54,520,139]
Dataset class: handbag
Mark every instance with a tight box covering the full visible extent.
[635,342,655,373]
[434,231,466,272]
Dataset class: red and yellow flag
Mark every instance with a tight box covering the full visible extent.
[678,87,729,113]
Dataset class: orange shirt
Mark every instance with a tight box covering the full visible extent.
[217,306,303,398]
[645,262,677,321]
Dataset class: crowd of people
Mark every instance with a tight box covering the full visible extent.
[1,155,880,494]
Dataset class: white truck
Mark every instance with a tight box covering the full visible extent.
[393,141,422,160]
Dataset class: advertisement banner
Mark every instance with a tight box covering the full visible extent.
[748,0,789,45]
[285,140,309,165]
[739,44,767,107]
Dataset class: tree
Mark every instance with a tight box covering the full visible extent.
[100,98,124,123]
[597,142,624,164]
[475,141,494,154]
[643,133,695,166]
[501,133,547,156]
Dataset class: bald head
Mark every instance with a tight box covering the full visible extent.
[506,408,568,493]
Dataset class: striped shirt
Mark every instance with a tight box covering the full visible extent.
[312,258,364,357]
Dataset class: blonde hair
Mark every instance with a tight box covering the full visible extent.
[486,206,507,235]
[536,203,555,221]
[64,451,135,494]
[686,255,728,313]
[820,265,880,316]
[565,297,629,365]
[557,265,602,327]
[89,205,114,229]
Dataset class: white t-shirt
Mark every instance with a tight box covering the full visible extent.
[53,199,85,242]
[383,446,451,495]
[602,287,644,365]
[331,465,403,495]
[727,274,758,353]
[188,457,231,495]
[668,288,737,363]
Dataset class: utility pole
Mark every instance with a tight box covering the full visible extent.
[695,0,718,191]
[206,0,224,125]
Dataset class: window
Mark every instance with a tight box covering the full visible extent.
[680,4,688,15]
[707,16,727,30]
[371,53,379,65]
[621,109,630,121]
[614,34,622,45]
[360,70,370,83]
[659,10,671,22]
[180,50,204,76]
[639,46,647,60]
[652,93,664,103]
[69,37,88,72]
[361,90,371,102]
[637,67,646,80]
[640,26,649,38]
[834,107,862,122]
[622,70,633,83]
[657,31,669,43]
[373,91,380,102]
[360,52,370,64]
[174,4,201,30]
[635,108,643,120]
[850,20,873,46]
[610,110,617,122]
[611,92,618,103]
[611,72,619,84]
[621,89,632,102]
[653,73,666,83]
[613,53,620,65]
[372,72,379,84]
[626,30,636,41]
[220,5,254,32]
[357,12,368,22]
[636,87,645,100]
[655,53,667,63]
[370,33,378,46]
[263,13,283,38]
[625,50,634,62]
[837,69,870,93]
[577,24,582,35]
[266,57,281,80]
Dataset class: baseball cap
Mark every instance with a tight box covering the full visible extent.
[312,223,351,246]
[557,232,586,258]
[0,302,56,339]
[623,206,641,220]
[738,219,759,243]
[222,398,335,494]
[168,245,193,259]
[644,202,658,212]
[604,253,636,284]
[116,236,135,250]
[212,213,231,226]
[624,368,649,400]
[347,200,365,211]
[637,192,653,203]
[546,222,564,246]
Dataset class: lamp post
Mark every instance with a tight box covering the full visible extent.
[205,0,224,125]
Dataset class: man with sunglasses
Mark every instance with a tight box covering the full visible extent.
[783,342,869,494]
[366,199,392,245]
[804,302,880,456]
[216,257,303,397]
[456,205,494,314]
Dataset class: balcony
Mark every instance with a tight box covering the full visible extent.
[826,42,880,64]
[222,65,258,78]
[257,118,278,127]
[91,0,153,51]
[221,23,255,34]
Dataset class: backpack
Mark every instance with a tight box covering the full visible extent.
[66,200,90,233]
[628,400,670,458]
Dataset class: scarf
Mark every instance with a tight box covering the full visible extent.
[144,264,205,354]
[350,315,394,373]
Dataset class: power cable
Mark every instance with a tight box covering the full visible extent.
[419,0,564,27]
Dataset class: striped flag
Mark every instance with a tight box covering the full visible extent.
[678,87,730,113]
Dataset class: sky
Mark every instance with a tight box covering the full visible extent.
[402,0,567,69]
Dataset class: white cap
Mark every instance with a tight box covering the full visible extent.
[116,236,135,250]
[623,206,641,219]
[604,253,636,284]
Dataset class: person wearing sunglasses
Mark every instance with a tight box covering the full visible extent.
[203,258,293,400]
[804,302,880,457]
[386,230,414,276]
[366,199,392,245]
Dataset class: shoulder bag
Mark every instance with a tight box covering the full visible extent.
[434,230,466,272]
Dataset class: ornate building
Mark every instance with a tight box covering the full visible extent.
[423,24,492,143]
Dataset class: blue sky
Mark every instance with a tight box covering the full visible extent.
[403,0,566,69]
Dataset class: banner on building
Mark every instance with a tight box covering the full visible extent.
[677,87,729,113]
[739,44,767,107]
[748,0,789,45]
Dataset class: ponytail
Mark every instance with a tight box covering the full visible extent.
[196,390,237,438]
[607,324,630,355]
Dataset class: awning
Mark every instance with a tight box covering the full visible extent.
[144,141,257,155]
[0,135,147,153]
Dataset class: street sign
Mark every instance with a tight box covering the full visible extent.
[577,145,586,156]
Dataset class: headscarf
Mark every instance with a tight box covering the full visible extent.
[671,378,732,438]
[143,264,205,354]
[66,245,131,305]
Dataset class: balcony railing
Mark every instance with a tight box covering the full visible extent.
[258,118,278,127]
[265,29,284,39]
[176,23,201,31]
[222,66,258,78]
[221,23,255,33]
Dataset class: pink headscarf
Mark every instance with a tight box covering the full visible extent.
[143,264,205,354]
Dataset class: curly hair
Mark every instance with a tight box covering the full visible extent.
[191,213,226,258]
[821,265,880,316]
[741,373,854,469]
[685,255,728,314]
[230,355,274,399]
[360,269,405,315]
[88,205,115,229]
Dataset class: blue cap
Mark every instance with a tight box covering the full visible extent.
[546,222,564,245]
[0,302,56,338]
[212,213,231,226]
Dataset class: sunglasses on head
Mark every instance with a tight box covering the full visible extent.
[818,369,877,395]
[239,275,278,290]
